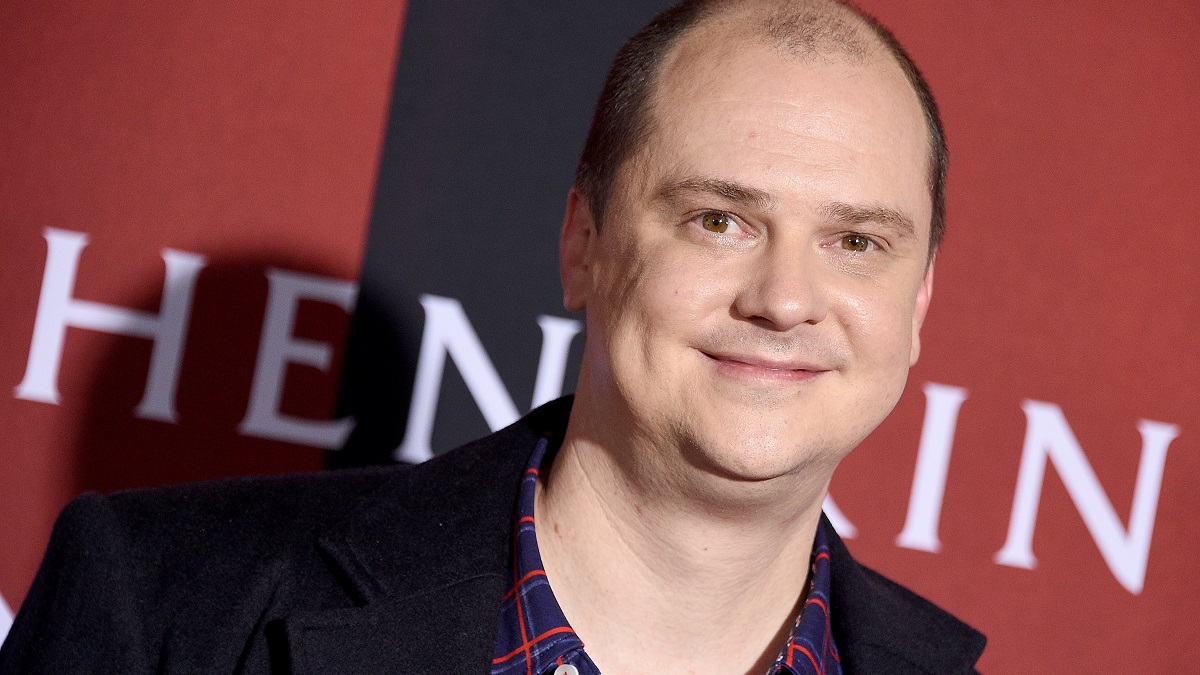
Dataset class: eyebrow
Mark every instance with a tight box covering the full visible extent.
[652,177,917,237]
[653,177,776,211]
[819,201,915,237]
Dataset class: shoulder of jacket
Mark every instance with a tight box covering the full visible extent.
[823,516,987,674]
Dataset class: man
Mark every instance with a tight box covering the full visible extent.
[1,0,985,673]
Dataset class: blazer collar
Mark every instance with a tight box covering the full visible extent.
[284,397,574,674]
[824,514,986,673]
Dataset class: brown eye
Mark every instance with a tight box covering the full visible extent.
[702,212,731,233]
[841,234,870,252]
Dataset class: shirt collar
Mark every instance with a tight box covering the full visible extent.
[494,435,841,675]
[773,516,842,674]
[493,435,593,675]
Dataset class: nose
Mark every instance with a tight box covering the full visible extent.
[732,242,829,331]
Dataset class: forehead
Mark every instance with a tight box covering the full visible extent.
[623,22,932,231]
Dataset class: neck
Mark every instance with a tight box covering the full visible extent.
[535,410,832,675]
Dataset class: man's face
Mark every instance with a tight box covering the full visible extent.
[562,33,934,486]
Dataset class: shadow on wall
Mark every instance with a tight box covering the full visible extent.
[69,253,370,496]
[329,285,418,470]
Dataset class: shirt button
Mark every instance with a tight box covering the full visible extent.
[554,666,580,675]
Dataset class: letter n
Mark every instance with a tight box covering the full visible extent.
[395,294,581,463]
[994,400,1179,594]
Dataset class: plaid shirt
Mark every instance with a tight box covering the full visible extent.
[491,435,842,675]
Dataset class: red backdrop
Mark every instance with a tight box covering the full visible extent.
[2,1,1196,672]
[0,0,407,636]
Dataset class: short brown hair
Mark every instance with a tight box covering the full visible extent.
[574,0,949,255]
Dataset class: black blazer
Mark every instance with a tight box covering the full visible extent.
[0,398,984,673]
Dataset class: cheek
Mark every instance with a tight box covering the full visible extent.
[836,295,914,423]
[658,264,731,326]
[605,241,731,337]
[838,283,918,367]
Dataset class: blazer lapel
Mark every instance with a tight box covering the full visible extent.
[282,576,505,674]
[824,515,986,674]
[282,398,572,674]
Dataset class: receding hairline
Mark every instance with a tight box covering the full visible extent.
[643,1,918,158]
[614,4,929,214]
[575,0,947,256]
[696,0,888,62]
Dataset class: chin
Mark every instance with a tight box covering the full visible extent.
[677,420,845,485]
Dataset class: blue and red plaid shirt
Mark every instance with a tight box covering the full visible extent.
[491,435,842,675]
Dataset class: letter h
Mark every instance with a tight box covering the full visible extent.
[15,228,205,423]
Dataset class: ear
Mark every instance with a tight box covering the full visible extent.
[560,188,597,312]
[909,257,935,366]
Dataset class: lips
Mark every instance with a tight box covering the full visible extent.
[699,349,830,381]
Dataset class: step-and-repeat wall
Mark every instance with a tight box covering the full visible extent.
[2,1,1196,671]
